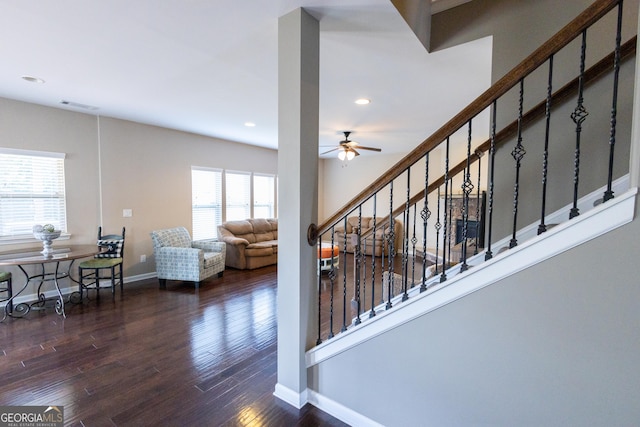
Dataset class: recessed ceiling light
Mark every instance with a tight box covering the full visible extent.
[355,98,371,105]
[21,75,45,84]
[244,122,256,127]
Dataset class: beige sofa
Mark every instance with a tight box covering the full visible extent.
[334,216,402,256]
[217,218,277,269]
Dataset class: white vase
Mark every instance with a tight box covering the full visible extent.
[33,230,61,255]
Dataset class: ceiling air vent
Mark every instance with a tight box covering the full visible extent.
[60,100,99,111]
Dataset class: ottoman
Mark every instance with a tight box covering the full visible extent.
[318,242,340,272]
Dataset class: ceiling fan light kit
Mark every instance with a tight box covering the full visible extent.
[321,131,381,161]
[338,148,356,161]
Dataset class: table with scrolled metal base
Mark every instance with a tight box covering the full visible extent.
[0,245,99,321]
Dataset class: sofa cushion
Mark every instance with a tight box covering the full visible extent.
[245,240,277,257]
[251,218,275,242]
[266,218,278,238]
[223,220,257,243]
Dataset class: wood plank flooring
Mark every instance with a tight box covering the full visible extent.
[0,266,348,427]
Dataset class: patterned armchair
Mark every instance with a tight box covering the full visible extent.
[150,227,225,289]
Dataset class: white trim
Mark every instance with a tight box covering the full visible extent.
[126,271,157,282]
[0,233,71,246]
[273,383,308,409]
[307,187,637,367]
[307,389,385,427]
[0,147,65,159]
[191,165,224,173]
[97,115,104,226]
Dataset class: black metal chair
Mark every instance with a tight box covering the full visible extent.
[78,227,125,300]
[0,271,12,315]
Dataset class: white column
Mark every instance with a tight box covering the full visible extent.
[274,8,319,408]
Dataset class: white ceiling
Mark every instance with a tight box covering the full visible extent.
[0,0,491,158]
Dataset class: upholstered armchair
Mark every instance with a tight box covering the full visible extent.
[150,227,225,289]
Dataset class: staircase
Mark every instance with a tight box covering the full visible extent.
[303,0,640,425]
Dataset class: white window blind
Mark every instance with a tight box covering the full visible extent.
[253,174,275,218]
[0,148,67,240]
[225,171,251,221]
[191,167,222,240]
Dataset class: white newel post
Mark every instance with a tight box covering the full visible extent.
[274,8,319,408]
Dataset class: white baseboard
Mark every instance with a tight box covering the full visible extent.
[307,390,384,427]
[126,272,157,283]
[273,383,308,409]
[274,385,386,425]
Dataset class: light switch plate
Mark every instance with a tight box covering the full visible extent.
[123,209,133,217]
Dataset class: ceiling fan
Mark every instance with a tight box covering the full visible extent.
[321,131,382,161]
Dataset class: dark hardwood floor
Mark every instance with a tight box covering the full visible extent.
[0,265,349,427]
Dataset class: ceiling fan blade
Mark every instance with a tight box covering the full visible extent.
[356,146,382,152]
[321,147,340,155]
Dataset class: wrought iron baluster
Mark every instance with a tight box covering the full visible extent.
[510,79,527,248]
[380,206,386,306]
[440,138,450,283]
[539,55,554,235]
[317,232,324,345]
[402,169,410,302]
[570,30,589,219]
[370,194,377,318]
[354,207,362,325]
[328,228,338,339]
[434,186,442,274]
[604,2,623,203]
[361,236,367,317]
[485,101,497,261]
[386,181,394,310]
[460,120,475,272]
[341,216,348,332]
[420,152,430,293]
[411,204,417,289]
[474,149,483,255]
[447,176,454,264]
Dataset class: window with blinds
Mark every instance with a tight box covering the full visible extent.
[225,171,251,221]
[191,167,222,241]
[191,167,277,240]
[0,148,67,240]
[253,174,275,218]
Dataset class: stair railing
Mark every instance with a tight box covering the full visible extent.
[313,0,633,346]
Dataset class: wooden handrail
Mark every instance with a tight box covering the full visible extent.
[374,35,638,227]
[317,0,622,236]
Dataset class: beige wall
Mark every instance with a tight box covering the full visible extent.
[0,97,277,296]
[319,152,405,222]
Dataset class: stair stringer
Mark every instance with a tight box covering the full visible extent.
[306,185,637,368]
